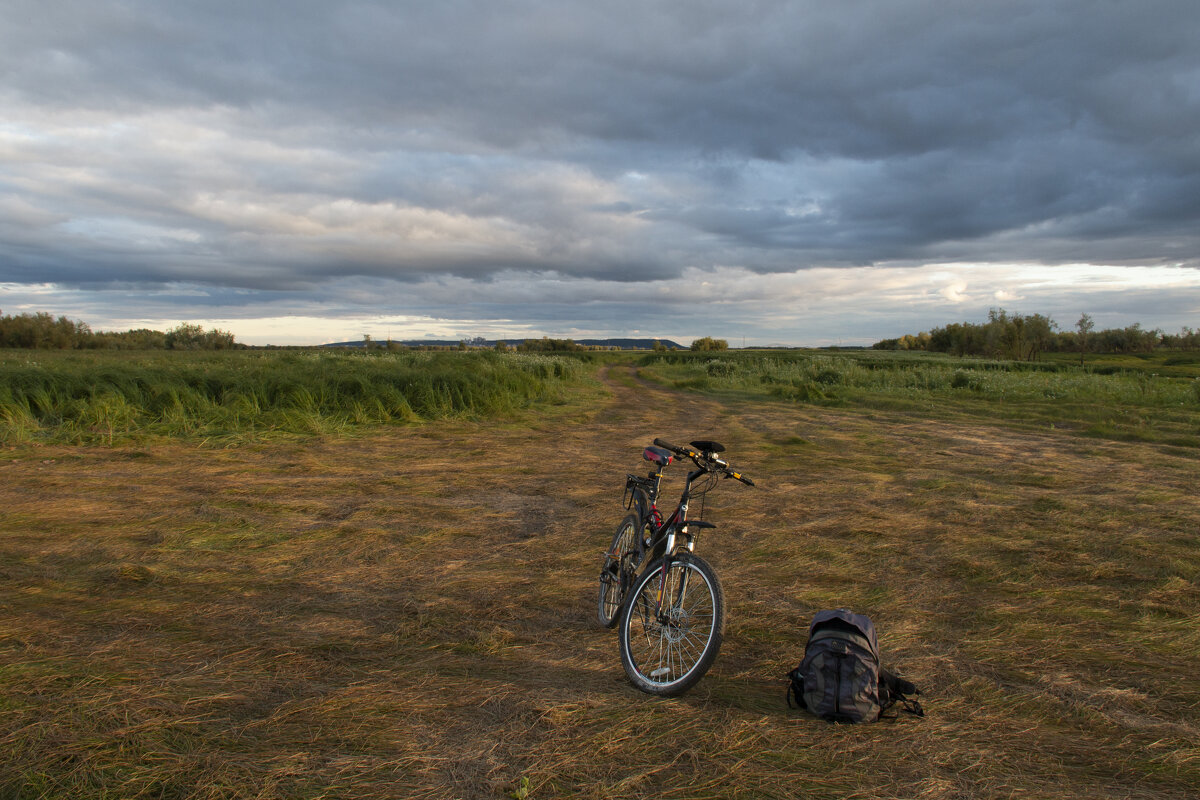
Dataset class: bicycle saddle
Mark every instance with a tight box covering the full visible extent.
[690,440,725,454]
[643,445,674,467]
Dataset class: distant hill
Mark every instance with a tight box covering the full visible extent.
[322,337,686,350]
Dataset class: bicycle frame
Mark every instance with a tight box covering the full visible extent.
[608,437,754,695]
[638,465,717,619]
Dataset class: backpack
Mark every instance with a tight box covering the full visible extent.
[786,609,923,723]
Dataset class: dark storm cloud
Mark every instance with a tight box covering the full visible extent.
[1,0,1199,303]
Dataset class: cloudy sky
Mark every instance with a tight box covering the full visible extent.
[2,1,1199,345]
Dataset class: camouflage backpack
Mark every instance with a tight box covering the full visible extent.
[786,609,922,723]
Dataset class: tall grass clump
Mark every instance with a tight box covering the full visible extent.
[0,388,39,443]
[0,350,583,444]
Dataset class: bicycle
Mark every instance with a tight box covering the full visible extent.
[597,438,754,695]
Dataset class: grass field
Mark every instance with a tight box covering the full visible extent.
[1,355,1198,798]
[638,349,1200,449]
[0,350,586,445]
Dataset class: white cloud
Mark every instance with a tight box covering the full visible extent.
[939,283,969,303]
[2,1,1199,341]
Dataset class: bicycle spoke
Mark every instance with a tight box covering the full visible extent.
[624,559,719,686]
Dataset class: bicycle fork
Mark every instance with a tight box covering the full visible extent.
[653,524,696,620]
[644,526,700,679]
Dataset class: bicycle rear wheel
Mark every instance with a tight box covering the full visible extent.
[617,553,725,696]
[597,514,640,628]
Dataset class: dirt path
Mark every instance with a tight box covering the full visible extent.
[584,362,727,448]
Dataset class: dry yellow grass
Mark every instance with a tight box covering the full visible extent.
[1,365,1197,798]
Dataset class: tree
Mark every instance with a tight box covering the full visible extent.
[1163,327,1200,350]
[1076,313,1094,366]
[165,323,206,350]
[165,323,237,350]
[0,311,242,350]
[690,336,728,351]
[202,327,236,349]
[1022,314,1056,361]
[517,337,581,352]
[0,311,88,348]
[92,328,167,349]
[985,308,1011,359]
[981,309,1056,361]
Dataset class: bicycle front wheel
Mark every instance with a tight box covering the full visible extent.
[617,553,725,696]
[598,514,640,628]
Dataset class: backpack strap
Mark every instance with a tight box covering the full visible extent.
[879,667,925,718]
[785,668,807,710]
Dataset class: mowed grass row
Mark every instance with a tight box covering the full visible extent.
[0,350,585,444]
[1,367,1198,799]
[638,350,1200,447]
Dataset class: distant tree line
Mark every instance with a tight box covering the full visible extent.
[0,310,239,350]
[356,336,626,353]
[511,337,616,352]
[514,337,584,352]
[874,309,1200,361]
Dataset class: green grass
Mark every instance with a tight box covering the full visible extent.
[0,349,586,444]
[1043,349,1200,377]
[637,350,1200,447]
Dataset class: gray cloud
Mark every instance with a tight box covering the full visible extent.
[1,1,1198,341]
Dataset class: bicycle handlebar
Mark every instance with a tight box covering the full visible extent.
[653,438,691,457]
[652,438,755,487]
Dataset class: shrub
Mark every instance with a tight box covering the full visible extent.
[813,368,843,386]
[706,359,737,377]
